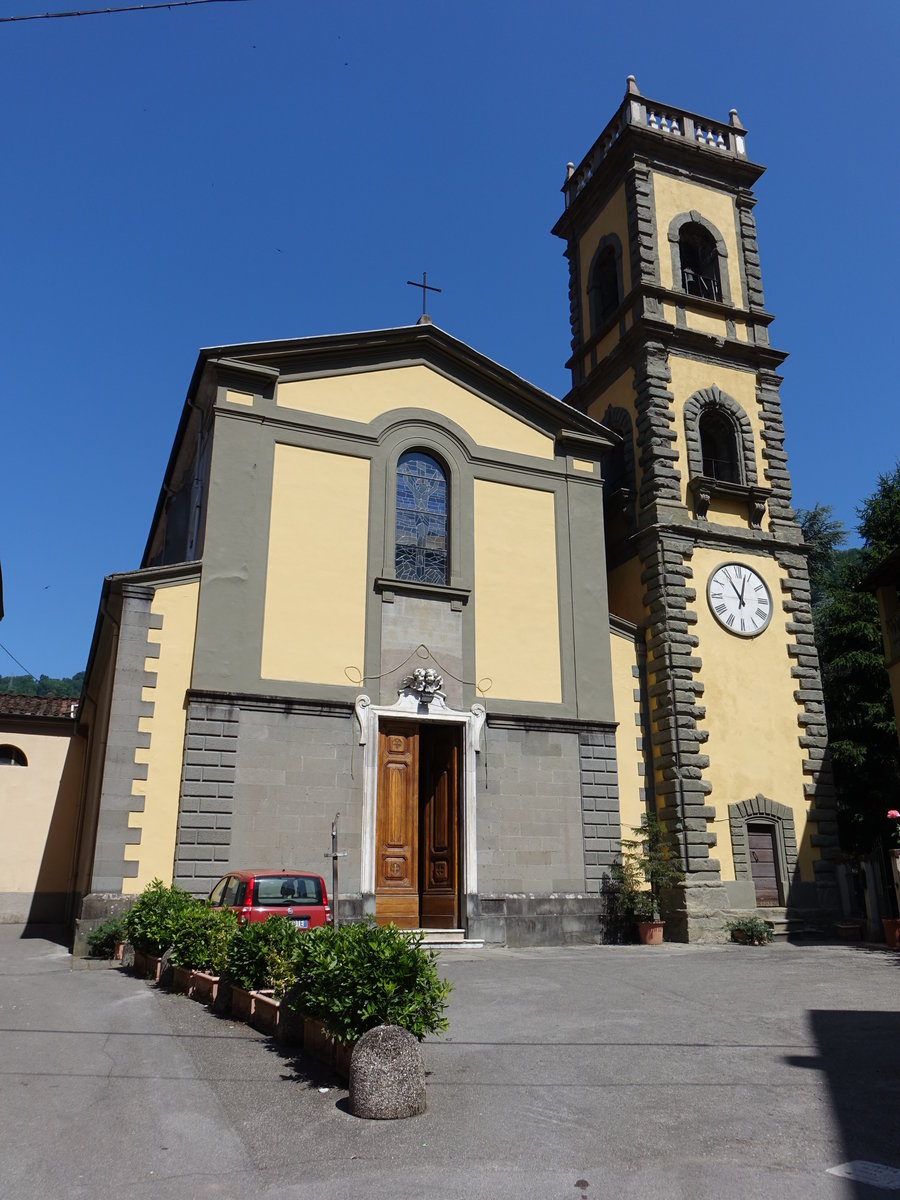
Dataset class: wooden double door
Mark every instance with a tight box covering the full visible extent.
[375,720,461,929]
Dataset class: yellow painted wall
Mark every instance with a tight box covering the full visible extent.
[0,726,83,921]
[587,368,636,426]
[610,628,647,838]
[668,355,768,526]
[474,480,561,703]
[276,364,554,461]
[586,369,641,503]
[704,496,754,530]
[607,556,646,626]
[653,172,743,306]
[578,183,632,319]
[125,579,200,893]
[690,546,815,882]
[225,389,253,407]
[684,309,730,338]
[262,444,370,686]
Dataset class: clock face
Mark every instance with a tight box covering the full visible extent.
[707,562,773,637]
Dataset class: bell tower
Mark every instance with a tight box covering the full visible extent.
[553,78,839,938]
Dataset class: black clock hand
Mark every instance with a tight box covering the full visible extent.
[739,578,747,608]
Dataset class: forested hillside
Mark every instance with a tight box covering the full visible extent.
[0,672,85,698]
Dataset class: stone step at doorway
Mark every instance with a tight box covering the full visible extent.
[418,928,484,949]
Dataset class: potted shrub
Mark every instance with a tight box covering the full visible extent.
[123,879,196,979]
[85,917,126,961]
[251,917,307,1035]
[613,814,686,945]
[726,916,774,946]
[224,917,301,1023]
[286,919,451,1079]
[169,904,238,1003]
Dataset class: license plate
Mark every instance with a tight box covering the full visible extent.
[292,918,309,928]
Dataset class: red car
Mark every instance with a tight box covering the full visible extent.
[208,869,331,929]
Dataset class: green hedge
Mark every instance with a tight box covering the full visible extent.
[287,920,451,1044]
[225,916,302,996]
[123,879,196,956]
[169,904,238,972]
[122,883,452,1043]
[86,917,125,959]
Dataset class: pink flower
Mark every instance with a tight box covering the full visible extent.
[888,810,900,820]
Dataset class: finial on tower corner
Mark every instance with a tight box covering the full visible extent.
[729,108,742,128]
[626,75,640,96]
[566,162,575,180]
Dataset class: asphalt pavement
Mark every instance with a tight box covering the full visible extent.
[1,925,898,1200]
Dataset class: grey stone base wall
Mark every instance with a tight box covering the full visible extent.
[660,878,733,943]
[479,718,620,895]
[72,891,136,957]
[172,696,360,899]
[579,727,621,889]
[230,704,361,894]
[467,893,613,947]
[661,878,839,943]
[173,700,239,895]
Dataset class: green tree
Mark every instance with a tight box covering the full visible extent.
[0,671,84,697]
[800,465,900,855]
[795,503,846,612]
[858,463,900,561]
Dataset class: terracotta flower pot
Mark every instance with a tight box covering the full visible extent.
[190,971,219,1005]
[230,985,255,1022]
[834,920,862,941]
[637,920,664,946]
[133,950,162,981]
[303,1017,334,1066]
[882,918,900,950]
[171,965,194,994]
[251,991,280,1034]
[276,1000,306,1047]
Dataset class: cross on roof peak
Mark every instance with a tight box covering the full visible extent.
[406,271,441,320]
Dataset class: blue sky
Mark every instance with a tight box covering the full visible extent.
[2,0,898,679]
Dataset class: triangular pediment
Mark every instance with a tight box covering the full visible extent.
[199,324,616,456]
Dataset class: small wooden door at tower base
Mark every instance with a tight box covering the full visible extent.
[375,721,460,929]
[748,824,780,907]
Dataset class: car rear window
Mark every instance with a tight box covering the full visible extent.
[253,875,323,906]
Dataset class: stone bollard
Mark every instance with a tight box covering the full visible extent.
[348,1025,426,1119]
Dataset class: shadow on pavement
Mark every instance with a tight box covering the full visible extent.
[786,1003,900,1197]
[261,1032,347,1091]
[19,922,69,946]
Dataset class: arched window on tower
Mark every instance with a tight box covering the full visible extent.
[679,223,722,302]
[588,245,619,332]
[699,409,740,483]
[394,450,449,585]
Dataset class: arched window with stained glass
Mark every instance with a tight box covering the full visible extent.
[394,450,449,585]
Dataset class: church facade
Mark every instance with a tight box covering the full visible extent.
[71,81,839,947]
